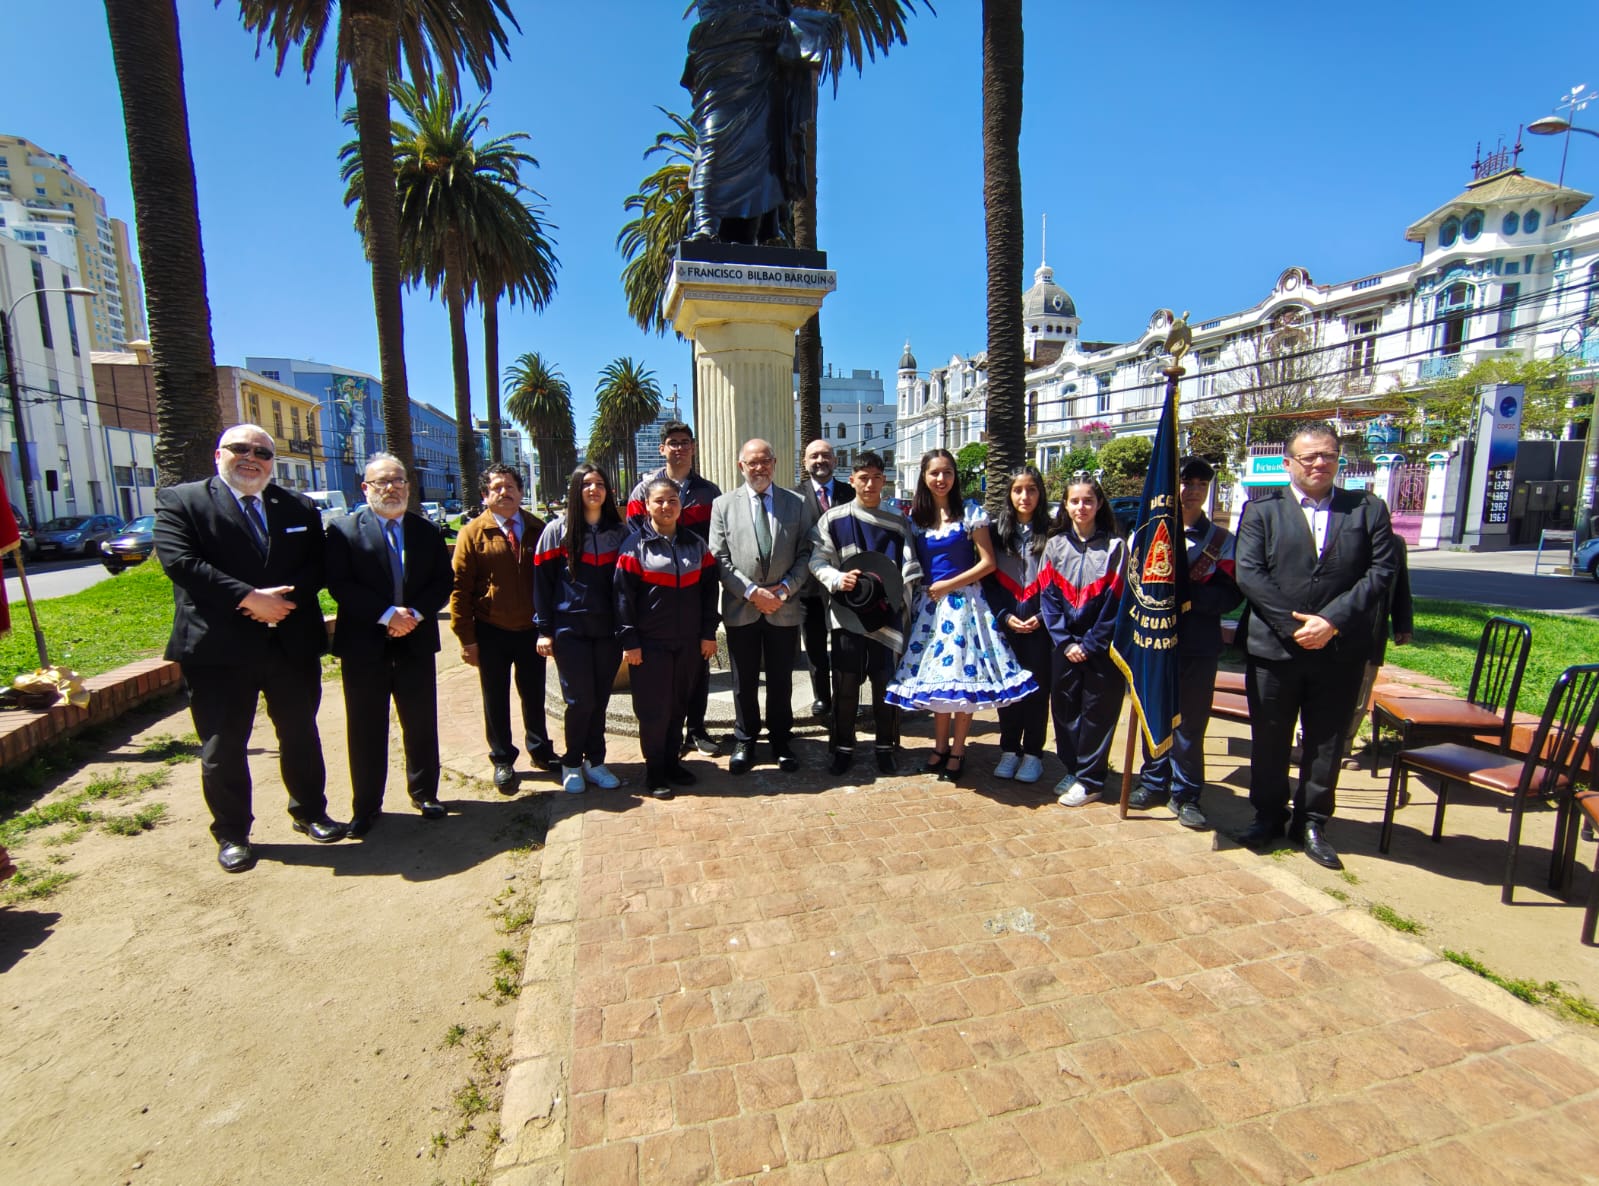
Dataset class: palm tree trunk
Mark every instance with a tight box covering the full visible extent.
[981,0,1025,519]
[346,4,418,504]
[483,293,503,464]
[444,237,478,508]
[794,70,823,466]
[103,0,220,487]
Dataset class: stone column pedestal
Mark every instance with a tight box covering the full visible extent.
[664,245,837,493]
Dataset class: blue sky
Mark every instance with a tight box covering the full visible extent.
[10,2,1599,438]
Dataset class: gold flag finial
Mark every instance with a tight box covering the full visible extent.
[1164,311,1192,367]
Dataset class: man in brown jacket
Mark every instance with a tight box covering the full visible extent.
[451,464,558,792]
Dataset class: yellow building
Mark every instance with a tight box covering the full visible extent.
[216,367,327,492]
[0,134,144,351]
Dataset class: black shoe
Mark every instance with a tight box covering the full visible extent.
[1128,785,1168,811]
[772,744,799,773]
[875,749,898,776]
[938,754,965,784]
[412,798,446,820]
[1171,800,1210,830]
[493,763,518,795]
[529,744,561,772]
[828,750,854,776]
[646,772,675,800]
[729,742,756,776]
[810,699,830,718]
[291,816,347,843]
[924,749,950,773]
[346,813,379,839]
[667,764,697,786]
[1234,819,1287,852]
[1301,823,1344,870]
[686,729,721,757]
[217,841,256,873]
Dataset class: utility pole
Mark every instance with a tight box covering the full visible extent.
[2,310,39,527]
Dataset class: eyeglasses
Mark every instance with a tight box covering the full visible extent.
[663,438,695,450]
[222,442,274,461]
[365,477,407,489]
[743,456,776,468]
[1289,451,1339,465]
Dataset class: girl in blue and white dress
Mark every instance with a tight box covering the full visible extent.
[887,450,1039,783]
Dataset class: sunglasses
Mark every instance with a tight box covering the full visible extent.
[222,443,275,461]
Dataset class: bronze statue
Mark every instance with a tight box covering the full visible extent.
[682,0,838,245]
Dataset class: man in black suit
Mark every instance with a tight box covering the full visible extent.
[326,454,454,837]
[154,424,346,873]
[1234,423,1399,870]
[798,438,853,716]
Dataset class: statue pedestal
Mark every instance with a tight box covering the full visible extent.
[665,244,837,492]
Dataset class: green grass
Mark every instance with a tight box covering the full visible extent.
[1444,949,1599,1027]
[0,766,170,847]
[1369,902,1425,934]
[1,864,77,903]
[0,562,175,685]
[101,802,168,835]
[140,733,201,764]
[1386,599,1599,719]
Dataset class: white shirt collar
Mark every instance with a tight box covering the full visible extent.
[1289,480,1332,510]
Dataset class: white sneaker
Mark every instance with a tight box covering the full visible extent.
[1015,754,1044,784]
[561,767,587,795]
[993,752,1021,779]
[583,761,621,789]
[1057,780,1096,808]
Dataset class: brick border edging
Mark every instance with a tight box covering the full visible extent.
[0,657,183,772]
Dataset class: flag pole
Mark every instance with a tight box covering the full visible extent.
[7,548,50,668]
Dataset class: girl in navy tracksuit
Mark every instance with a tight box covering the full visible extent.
[982,465,1056,785]
[534,464,628,794]
[1041,473,1128,807]
[616,477,720,798]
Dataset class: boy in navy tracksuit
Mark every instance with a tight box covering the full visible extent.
[1131,457,1242,830]
[617,477,720,798]
[533,464,629,794]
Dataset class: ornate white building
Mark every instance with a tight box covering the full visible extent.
[896,157,1599,500]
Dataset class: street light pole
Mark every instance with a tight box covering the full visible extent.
[2,285,97,528]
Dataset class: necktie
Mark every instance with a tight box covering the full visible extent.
[385,518,405,605]
[505,516,519,557]
[817,483,830,512]
[754,490,773,564]
[242,495,268,558]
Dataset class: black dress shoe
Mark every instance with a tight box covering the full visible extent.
[412,798,447,820]
[772,744,799,773]
[493,763,519,794]
[217,841,256,873]
[1234,819,1286,852]
[938,754,965,784]
[729,742,756,775]
[685,729,721,757]
[875,748,898,776]
[667,764,697,785]
[1301,823,1344,870]
[346,813,379,839]
[828,750,854,776]
[292,816,347,843]
[529,745,561,772]
[810,698,830,718]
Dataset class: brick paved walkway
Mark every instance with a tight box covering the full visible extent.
[494,760,1599,1185]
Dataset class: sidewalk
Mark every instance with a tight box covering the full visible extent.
[469,650,1599,1185]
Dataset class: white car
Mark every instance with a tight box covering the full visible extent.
[421,501,445,526]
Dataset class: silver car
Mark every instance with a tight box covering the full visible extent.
[33,514,123,558]
[421,501,445,526]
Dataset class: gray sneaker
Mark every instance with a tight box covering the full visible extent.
[1170,799,1209,830]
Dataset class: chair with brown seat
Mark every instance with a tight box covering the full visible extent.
[1574,790,1599,944]
[1380,663,1599,905]
[1369,615,1531,774]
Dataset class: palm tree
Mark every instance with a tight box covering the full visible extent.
[479,202,559,466]
[504,352,575,506]
[593,357,662,490]
[340,78,552,509]
[980,0,1024,518]
[104,0,221,485]
[584,409,621,488]
[230,0,517,489]
[618,109,696,338]
[791,1,934,449]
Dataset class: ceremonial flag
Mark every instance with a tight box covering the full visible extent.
[1109,380,1188,757]
[0,471,19,637]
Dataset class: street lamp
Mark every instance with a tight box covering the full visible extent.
[2,284,97,527]
[1527,84,1596,187]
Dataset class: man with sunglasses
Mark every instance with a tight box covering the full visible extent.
[1234,423,1399,870]
[155,424,346,873]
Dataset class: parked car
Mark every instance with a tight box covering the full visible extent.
[1109,496,1142,536]
[442,499,462,516]
[2,506,37,564]
[33,514,123,558]
[100,514,157,574]
[421,501,445,527]
[1577,535,1599,584]
[304,489,349,528]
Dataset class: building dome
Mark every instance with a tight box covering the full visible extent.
[898,341,918,372]
[1023,262,1076,321]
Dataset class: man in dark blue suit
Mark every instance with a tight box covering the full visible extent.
[1234,423,1399,870]
[154,424,346,873]
[326,454,454,837]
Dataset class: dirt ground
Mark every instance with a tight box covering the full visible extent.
[0,692,549,1186]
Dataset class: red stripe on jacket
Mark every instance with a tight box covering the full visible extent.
[1046,564,1125,610]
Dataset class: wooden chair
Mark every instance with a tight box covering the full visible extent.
[1369,616,1531,774]
[1574,790,1599,945]
[1380,663,1599,905]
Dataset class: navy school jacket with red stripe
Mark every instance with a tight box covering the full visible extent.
[625,467,721,546]
[1177,513,1242,660]
[983,523,1051,633]
[1040,528,1128,658]
[532,517,628,640]
[615,520,720,650]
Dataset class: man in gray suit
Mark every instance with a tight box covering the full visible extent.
[709,438,816,774]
